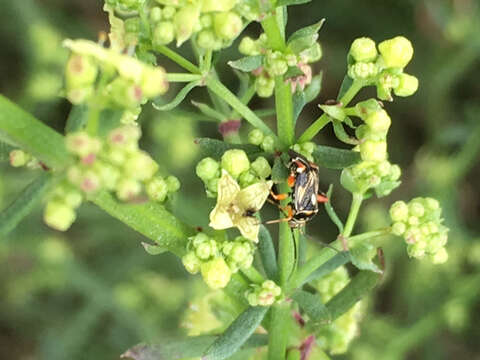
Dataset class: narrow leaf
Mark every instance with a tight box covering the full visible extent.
[324,185,344,233]
[65,105,88,133]
[141,242,167,255]
[153,80,201,111]
[325,270,380,321]
[0,95,70,169]
[336,75,354,101]
[0,173,54,237]
[228,56,264,72]
[92,192,193,256]
[192,101,227,122]
[287,19,325,53]
[292,91,306,123]
[303,251,351,285]
[312,145,361,169]
[122,335,268,360]
[195,138,265,160]
[318,105,346,122]
[304,73,323,103]
[331,120,359,145]
[284,66,304,79]
[258,225,278,280]
[203,306,269,360]
[291,290,330,323]
[277,0,311,6]
[350,242,382,274]
[271,156,289,183]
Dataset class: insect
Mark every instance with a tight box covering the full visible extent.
[268,150,328,228]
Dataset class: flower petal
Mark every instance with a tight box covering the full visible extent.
[217,170,241,205]
[209,205,234,229]
[235,215,260,242]
[236,180,273,212]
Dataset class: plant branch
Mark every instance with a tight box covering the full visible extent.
[154,45,201,74]
[166,73,203,82]
[342,192,364,237]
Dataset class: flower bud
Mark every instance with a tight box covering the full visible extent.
[238,170,257,187]
[255,76,275,98]
[261,135,275,153]
[9,150,30,167]
[206,178,219,197]
[348,62,378,80]
[248,129,264,146]
[197,30,219,50]
[109,78,144,109]
[65,54,98,89]
[44,201,76,231]
[239,36,259,56]
[269,58,288,76]
[392,222,406,236]
[251,157,271,179]
[150,7,162,23]
[146,176,168,202]
[174,5,200,46]
[66,132,95,158]
[200,14,213,28]
[182,251,201,274]
[430,246,448,264]
[394,73,419,97]
[64,188,83,209]
[364,110,391,134]
[192,232,210,247]
[378,36,414,68]
[124,151,159,181]
[390,201,409,222]
[196,241,214,260]
[409,201,425,217]
[196,157,220,181]
[116,178,142,201]
[350,37,378,62]
[301,142,316,155]
[153,22,175,46]
[221,149,250,178]
[80,171,101,194]
[202,0,237,12]
[166,175,180,192]
[201,257,232,289]
[141,66,168,98]
[214,12,242,41]
[389,164,401,181]
[425,198,440,211]
[359,140,387,162]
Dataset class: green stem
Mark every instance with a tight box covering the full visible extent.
[241,266,265,284]
[261,14,286,51]
[342,192,364,237]
[274,77,295,147]
[86,105,101,136]
[154,45,200,74]
[165,73,203,82]
[229,84,256,120]
[297,80,364,143]
[267,302,290,360]
[205,77,277,139]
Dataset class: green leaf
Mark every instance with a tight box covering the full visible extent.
[0,141,14,162]
[291,290,330,323]
[287,19,325,53]
[141,242,167,255]
[303,251,351,285]
[284,66,304,80]
[292,91,306,123]
[312,145,361,169]
[336,75,354,101]
[228,55,264,72]
[191,101,227,122]
[324,185,344,233]
[195,138,265,160]
[304,73,323,103]
[92,192,193,257]
[258,225,278,280]
[325,270,380,321]
[122,334,268,360]
[318,105,346,122]
[350,242,382,274]
[203,306,269,360]
[153,80,202,111]
[0,95,70,170]
[271,156,289,183]
[331,120,359,145]
[0,173,54,237]
[277,0,311,6]
[65,105,88,133]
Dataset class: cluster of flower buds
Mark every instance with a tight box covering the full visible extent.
[105,0,257,51]
[247,129,276,153]
[239,34,321,97]
[43,126,179,231]
[341,99,401,197]
[314,266,363,354]
[64,39,168,124]
[245,280,282,307]
[8,150,41,169]
[348,36,418,101]
[182,233,255,289]
[390,198,449,263]
[196,149,272,196]
[291,141,316,162]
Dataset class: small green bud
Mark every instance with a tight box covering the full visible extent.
[44,201,76,231]
[201,257,232,289]
[206,178,219,197]
[258,289,276,306]
[79,171,101,194]
[65,54,98,88]
[109,78,144,109]
[200,14,213,28]
[350,37,378,62]
[124,17,141,34]
[214,12,242,41]
[196,157,220,181]
[408,216,419,226]
[364,109,391,134]
[301,142,316,155]
[261,135,275,153]
[222,242,234,255]
[390,201,409,222]
[407,241,426,258]
[202,0,237,12]
[409,201,425,217]
[246,292,258,306]
[348,62,378,80]
[192,232,210,248]
[389,164,401,180]
[251,157,271,179]
[394,73,419,97]
[376,161,391,177]
[9,150,30,167]
[146,176,168,202]
[378,36,414,68]
[238,170,257,187]
[255,76,275,98]
[230,243,249,262]
[425,198,440,211]
[248,129,264,146]
[116,178,142,201]
[162,6,175,19]
[392,222,406,236]
[141,66,168,98]
[153,22,175,46]
[359,140,387,162]
[197,30,218,50]
[431,247,448,264]
[196,241,214,260]
[166,175,180,192]
[221,149,250,178]
[182,251,201,274]
[64,189,83,209]
[67,86,93,105]
[124,151,159,181]
[269,58,288,76]
[174,5,200,46]
[239,36,259,56]
[150,7,162,23]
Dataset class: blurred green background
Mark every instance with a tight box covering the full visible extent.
[1,0,480,359]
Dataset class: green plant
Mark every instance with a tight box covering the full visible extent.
[0,0,451,359]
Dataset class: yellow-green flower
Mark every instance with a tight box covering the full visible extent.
[209,170,272,242]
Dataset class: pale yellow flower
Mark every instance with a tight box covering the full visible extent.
[209,170,272,242]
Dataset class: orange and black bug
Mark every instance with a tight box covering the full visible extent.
[267,150,328,228]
